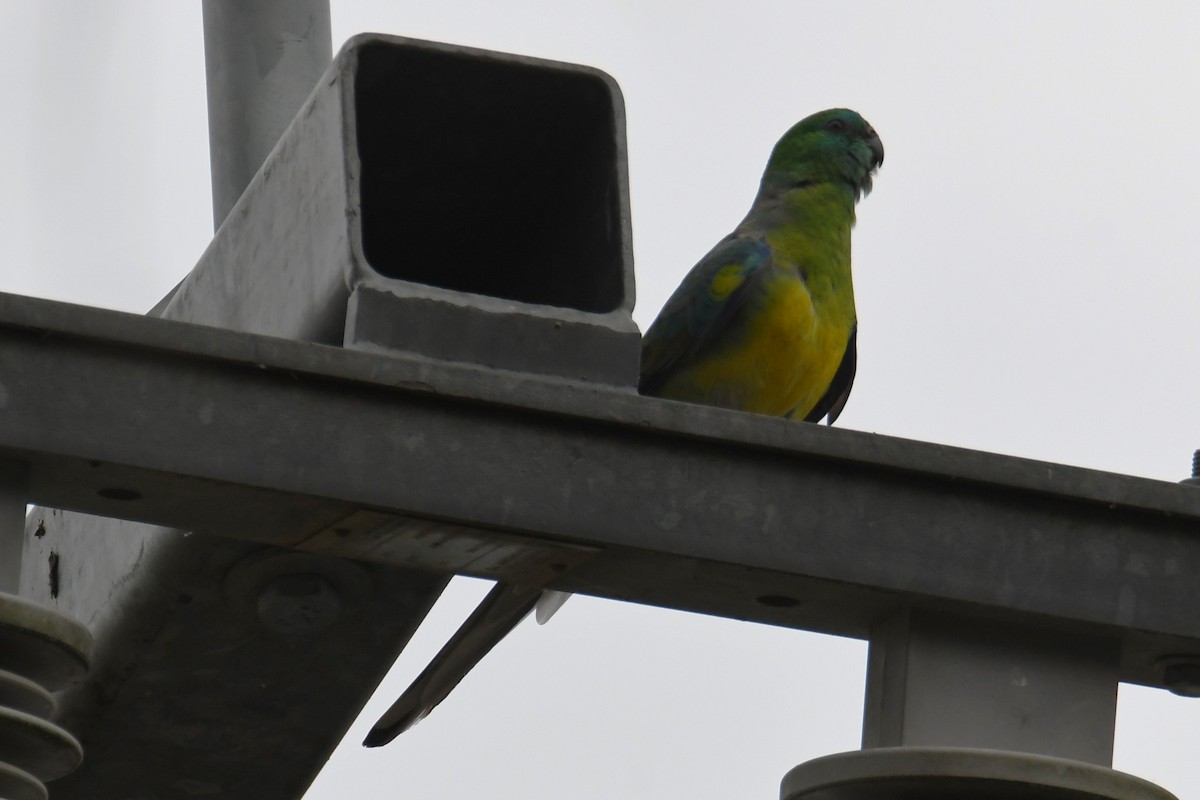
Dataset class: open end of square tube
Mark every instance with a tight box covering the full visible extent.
[354,41,627,314]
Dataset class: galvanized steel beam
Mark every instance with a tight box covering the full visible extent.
[4,292,1200,695]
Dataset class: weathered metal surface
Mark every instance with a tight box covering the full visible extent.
[4,292,1200,697]
[19,508,444,800]
[345,283,640,385]
[167,33,639,385]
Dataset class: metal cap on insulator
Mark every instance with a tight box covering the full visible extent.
[780,748,1179,800]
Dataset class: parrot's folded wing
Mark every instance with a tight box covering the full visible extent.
[363,581,542,747]
[638,237,771,396]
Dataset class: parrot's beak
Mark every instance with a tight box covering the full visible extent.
[867,131,884,168]
[856,127,884,198]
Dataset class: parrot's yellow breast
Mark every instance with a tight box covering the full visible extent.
[654,266,853,418]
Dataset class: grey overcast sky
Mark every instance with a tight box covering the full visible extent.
[4,2,1200,798]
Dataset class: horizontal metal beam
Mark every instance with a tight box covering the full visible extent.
[3,291,1199,690]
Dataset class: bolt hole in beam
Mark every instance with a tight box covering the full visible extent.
[353,41,625,313]
[1157,656,1200,698]
[96,488,141,501]
[757,594,801,608]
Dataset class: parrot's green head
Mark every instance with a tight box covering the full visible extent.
[762,108,884,200]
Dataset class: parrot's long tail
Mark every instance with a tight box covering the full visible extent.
[363,581,542,747]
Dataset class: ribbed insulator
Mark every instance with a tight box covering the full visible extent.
[0,593,91,800]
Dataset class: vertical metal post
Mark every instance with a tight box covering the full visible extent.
[862,609,1120,766]
[201,0,332,230]
[0,461,30,593]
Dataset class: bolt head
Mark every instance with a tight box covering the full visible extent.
[256,573,341,635]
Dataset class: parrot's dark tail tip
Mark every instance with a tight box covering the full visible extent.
[362,726,398,748]
[362,706,430,747]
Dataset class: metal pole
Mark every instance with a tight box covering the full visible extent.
[201,0,332,230]
[0,461,30,593]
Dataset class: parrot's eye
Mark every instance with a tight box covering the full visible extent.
[825,119,847,133]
